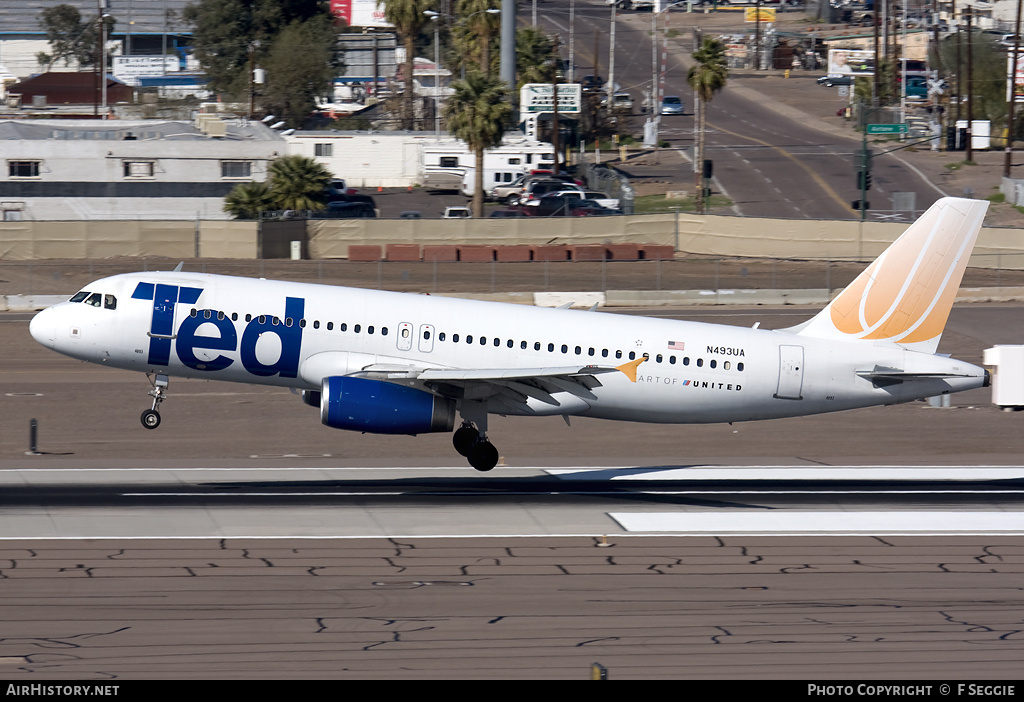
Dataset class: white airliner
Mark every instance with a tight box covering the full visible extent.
[30,197,989,471]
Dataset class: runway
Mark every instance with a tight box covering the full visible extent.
[2,305,1023,678]
[0,464,1022,539]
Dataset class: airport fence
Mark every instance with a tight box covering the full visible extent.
[4,254,1024,298]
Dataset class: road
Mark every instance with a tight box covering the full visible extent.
[535,2,946,220]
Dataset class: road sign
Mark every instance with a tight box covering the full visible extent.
[519,83,582,116]
[866,124,908,135]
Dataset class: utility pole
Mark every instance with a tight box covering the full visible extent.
[966,4,974,162]
[552,35,561,176]
[1007,0,1022,177]
[608,3,616,104]
[755,0,761,70]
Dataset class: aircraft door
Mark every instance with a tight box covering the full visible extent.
[397,322,413,351]
[775,345,804,400]
[418,324,435,353]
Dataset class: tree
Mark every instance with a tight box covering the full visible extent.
[267,155,333,212]
[515,26,556,88]
[444,71,512,217]
[687,37,728,214]
[36,4,108,71]
[261,16,338,126]
[452,0,500,77]
[378,0,436,130]
[183,0,338,124]
[223,181,275,219]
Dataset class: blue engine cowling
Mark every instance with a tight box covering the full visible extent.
[320,376,455,435]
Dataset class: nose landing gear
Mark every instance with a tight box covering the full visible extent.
[141,373,169,430]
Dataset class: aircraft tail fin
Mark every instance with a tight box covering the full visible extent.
[789,197,988,354]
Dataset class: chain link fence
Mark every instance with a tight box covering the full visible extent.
[5,255,1024,298]
[576,162,636,214]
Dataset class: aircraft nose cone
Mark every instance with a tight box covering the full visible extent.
[29,307,56,349]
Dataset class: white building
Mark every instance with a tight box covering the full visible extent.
[0,118,284,221]
[284,130,554,192]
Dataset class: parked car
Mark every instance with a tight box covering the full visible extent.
[399,210,422,218]
[489,209,526,218]
[325,201,376,218]
[324,192,377,207]
[817,75,854,87]
[575,199,621,215]
[661,95,685,115]
[602,92,634,113]
[518,179,583,206]
[525,194,604,217]
[903,75,928,100]
[545,190,621,211]
[490,174,530,203]
[442,206,472,219]
[580,75,605,92]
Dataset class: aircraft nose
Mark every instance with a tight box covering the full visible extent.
[29,306,57,349]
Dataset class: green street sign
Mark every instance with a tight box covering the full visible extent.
[866,124,908,134]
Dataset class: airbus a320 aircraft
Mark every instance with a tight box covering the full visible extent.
[30,197,989,471]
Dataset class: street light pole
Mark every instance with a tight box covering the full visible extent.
[431,15,440,139]
[424,7,501,140]
[608,2,616,102]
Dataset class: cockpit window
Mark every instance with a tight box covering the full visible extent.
[84,293,103,307]
[104,295,117,310]
[70,291,89,303]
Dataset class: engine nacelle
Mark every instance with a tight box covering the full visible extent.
[321,376,455,435]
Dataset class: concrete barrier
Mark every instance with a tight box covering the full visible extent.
[603,289,833,307]
[2,295,67,312]
[533,292,607,309]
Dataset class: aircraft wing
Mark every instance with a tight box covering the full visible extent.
[351,358,646,413]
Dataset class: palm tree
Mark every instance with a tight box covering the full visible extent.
[223,181,275,220]
[515,26,556,88]
[379,0,436,130]
[454,0,500,77]
[267,155,333,212]
[444,71,512,217]
[687,38,728,214]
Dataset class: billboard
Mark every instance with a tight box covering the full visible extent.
[330,0,392,28]
[827,49,874,77]
[1009,54,1024,103]
[519,83,582,115]
[745,8,776,22]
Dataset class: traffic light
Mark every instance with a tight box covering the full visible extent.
[702,159,713,179]
[857,167,872,192]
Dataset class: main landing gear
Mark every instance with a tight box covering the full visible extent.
[453,422,499,472]
[141,373,169,429]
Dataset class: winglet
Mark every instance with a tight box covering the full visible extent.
[616,356,647,383]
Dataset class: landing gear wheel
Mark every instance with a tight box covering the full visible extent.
[467,440,499,472]
[140,409,161,430]
[453,425,480,456]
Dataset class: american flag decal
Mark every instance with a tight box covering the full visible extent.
[668,340,685,350]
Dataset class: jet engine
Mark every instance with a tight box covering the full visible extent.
[320,376,455,435]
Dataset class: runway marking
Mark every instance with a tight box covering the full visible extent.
[547,466,1024,480]
[611,511,1024,534]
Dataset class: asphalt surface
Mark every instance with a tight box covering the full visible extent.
[2,304,1024,679]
